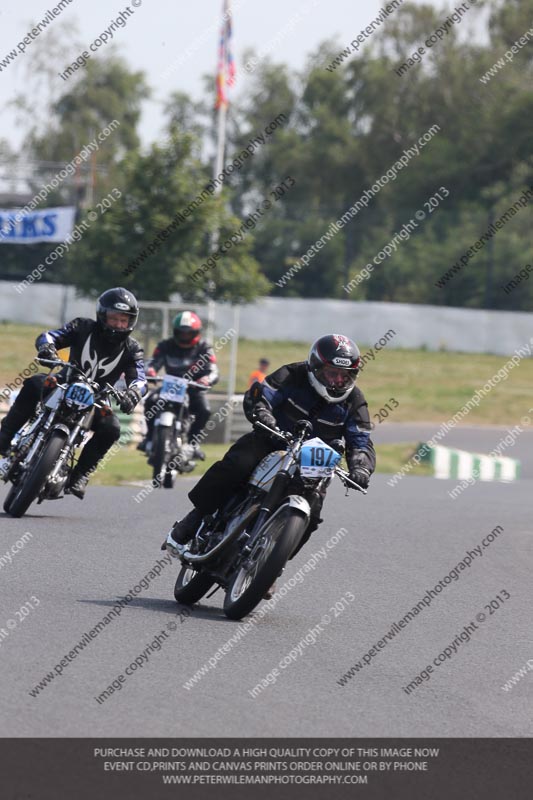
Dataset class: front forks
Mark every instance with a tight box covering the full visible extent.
[47,423,84,483]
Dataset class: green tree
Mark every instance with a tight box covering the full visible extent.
[5,43,150,285]
[30,56,150,184]
[215,0,533,308]
[65,129,269,303]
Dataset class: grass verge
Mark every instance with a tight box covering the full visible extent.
[89,442,431,487]
[1,323,531,424]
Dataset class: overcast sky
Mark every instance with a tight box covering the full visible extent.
[0,0,485,150]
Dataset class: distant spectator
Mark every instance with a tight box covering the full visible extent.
[248,358,270,387]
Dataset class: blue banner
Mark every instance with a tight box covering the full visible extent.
[0,206,76,244]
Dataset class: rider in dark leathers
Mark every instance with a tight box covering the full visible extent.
[163,334,375,555]
[141,311,219,456]
[0,288,146,498]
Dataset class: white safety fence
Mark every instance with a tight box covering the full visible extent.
[2,280,533,355]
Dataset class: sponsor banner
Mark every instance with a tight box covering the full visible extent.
[0,206,76,244]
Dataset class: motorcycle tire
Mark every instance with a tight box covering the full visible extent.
[6,430,67,518]
[163,469,176,489]
[152,427,173,488]
[3,483,18,514]
[174,565,215,605]
[223,507,308,620]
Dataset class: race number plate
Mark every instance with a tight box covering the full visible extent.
[64,382,95,409]
[160,375,188,403]
[299,437,341,477]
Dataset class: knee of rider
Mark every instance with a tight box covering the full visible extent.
[22,374,44,399]
[197,408,210,424]
[101,417,121,443]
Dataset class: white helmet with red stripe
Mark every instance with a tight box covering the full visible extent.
[173,310,202,348]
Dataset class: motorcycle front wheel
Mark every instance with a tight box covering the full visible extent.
[163,467,177,488]
[174,565,215,605]
[152,427,173,487]
[3,483,18,515]
[223,507,307,620]
[6,431,67,518]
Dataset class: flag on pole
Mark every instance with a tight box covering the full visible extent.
[215,0,236,108]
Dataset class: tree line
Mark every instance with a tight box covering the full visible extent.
[0,0,531,311]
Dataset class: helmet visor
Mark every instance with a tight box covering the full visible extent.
[174,328,198,346]
[314,365,356,393]
[105,311,136,331]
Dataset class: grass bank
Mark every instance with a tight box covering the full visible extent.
[1,323,531,424]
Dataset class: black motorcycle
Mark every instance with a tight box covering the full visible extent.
[2,358,126,518]
[172,420,366,620]
[142,375,208,489]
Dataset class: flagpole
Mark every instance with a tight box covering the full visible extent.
[207,0,232,341]
[213,102,227,202]
[209,100,226,255]
[206,100,226,340]
[211,0,239,439]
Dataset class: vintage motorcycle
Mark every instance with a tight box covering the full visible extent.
[172,419,366,620]
[142,375,209,489]
[2,358,126,518]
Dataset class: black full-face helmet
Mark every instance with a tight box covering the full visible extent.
[96,287,139,343]
[307,334,361,403]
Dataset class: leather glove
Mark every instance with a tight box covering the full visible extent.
[348,450,372,489]
[329,438,345,456]
[120,388,141,414]
[253,408,281,440]
[37,344,58,362]
[349,466,371,489]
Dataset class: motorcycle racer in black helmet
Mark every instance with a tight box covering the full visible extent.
[162,333,375,564]
[95,287,139,343]
[307,334,361,402]
[0,287,146,498]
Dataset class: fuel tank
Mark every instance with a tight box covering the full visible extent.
[248,450,289,491]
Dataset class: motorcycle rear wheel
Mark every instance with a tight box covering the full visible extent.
[223,508,307,620]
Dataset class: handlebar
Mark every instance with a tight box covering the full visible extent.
[253,419,292,443]
[101,382,128,404]
[37,358,127,404]
[252,419,367,495]
[38,358,97,386]
[38,357,75,368]
[146,376,210,390]
[334,466,367,495]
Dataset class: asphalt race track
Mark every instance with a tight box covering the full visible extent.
[1,445,531,738]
